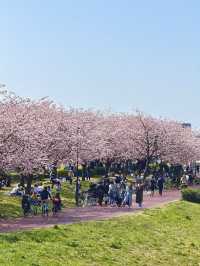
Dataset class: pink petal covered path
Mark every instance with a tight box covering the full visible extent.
[0,190,181,233]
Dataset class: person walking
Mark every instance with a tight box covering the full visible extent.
[96,182,105,206]
[22,194,31,217]
[75,178,81,206]
[122,182,133,208]
[127,182,134,208]
[157,176,164,196]
[40,186,52,216]
[150,176,157,197]
[120,180,126,205]
[103,178,109,206]
[108,181,115,206]
[136,182,144,208]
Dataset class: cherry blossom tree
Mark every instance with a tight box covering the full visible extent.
[0,87,199,191]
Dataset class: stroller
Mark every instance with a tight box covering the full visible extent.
[83,184,98,206]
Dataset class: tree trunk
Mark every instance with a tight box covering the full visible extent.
[20,174,25,187]
[25,174,33,194]
[6,175,11,187]
[42,166,49,179]
[144,158,149,178]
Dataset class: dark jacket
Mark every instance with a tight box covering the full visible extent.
[41,190,51,200]
[157,177,164,188]
[136,185,144,204]
[22,195,30,210]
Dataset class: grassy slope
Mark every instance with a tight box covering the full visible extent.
[0,201,200,266]
[0,187,22,218]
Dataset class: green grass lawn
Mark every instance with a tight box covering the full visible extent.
[42,179,92,208]
[0,178,99,219]
[0,187,22,218]
[0,201,200,265]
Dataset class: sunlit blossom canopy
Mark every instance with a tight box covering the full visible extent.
[0,90,198,174]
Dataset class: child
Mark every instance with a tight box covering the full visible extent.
[52,193,62,215]
[55,180,61,192]
[31,192,39,215]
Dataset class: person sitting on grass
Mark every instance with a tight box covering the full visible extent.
[22,194,31,217]
[33,183,43,195]
[52,193,62,215]
[10,184,24,197]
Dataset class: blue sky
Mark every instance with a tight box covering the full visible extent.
[0,0,200,127]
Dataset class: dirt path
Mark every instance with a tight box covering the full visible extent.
[0,190,181,233]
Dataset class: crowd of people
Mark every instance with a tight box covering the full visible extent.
[18,173,166,217]
[21,185,62,217]
[6,165,195,217]
[78,174,166,209]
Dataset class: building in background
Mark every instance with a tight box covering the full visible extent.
[182,123,192,129]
